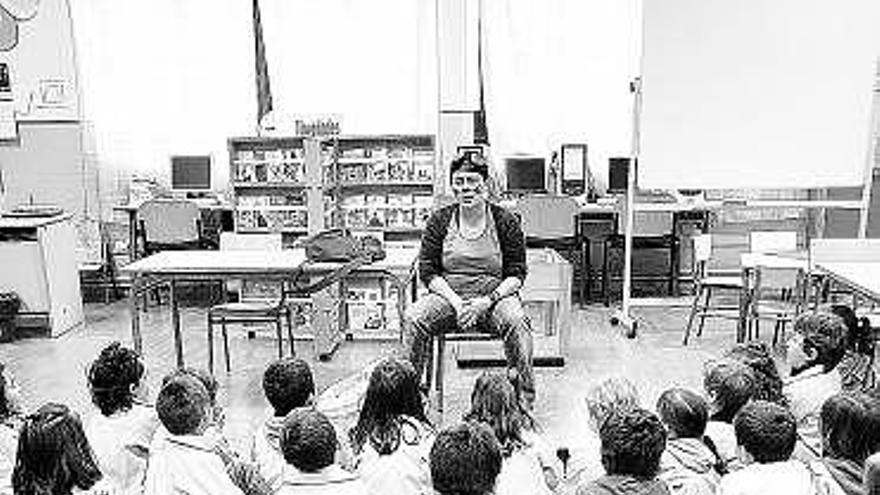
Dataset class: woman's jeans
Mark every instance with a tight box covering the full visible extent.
[402,293,535,400]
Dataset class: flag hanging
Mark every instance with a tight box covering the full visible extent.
[253,0,273,127]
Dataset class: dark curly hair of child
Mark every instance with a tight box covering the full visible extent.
[87,342,145,416]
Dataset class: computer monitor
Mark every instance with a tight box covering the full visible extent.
[608,157,633,194]
[170,155,212,194]
[561,144,588,196]
[505,156,546,194]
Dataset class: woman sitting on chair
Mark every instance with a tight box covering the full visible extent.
[403,153,534,407]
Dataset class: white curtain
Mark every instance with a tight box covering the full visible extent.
[259,0,437,134]
[481,0,641,188]
[69,0,256,191]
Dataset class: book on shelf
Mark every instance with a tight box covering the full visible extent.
[387,160,411,182]
[367,161,388,182]
[413,161,433,182]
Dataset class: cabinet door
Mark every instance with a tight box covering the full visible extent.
[0,239,49,312]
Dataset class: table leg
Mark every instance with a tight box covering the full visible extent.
[737,268,752,343]
[128,210,137,262]
[582,239,592,306]
[129,275,142,354]
[394,275,407,343]
[170,280,184,368]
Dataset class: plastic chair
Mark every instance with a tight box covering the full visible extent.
[683,233,744,345]
[746,231,802,345]
[206,233,294,373]
[137,199,217,256]
[516,195,580,247]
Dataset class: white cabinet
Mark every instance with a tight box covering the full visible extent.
[0,213,83,336]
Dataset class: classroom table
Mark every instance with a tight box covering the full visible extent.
[814,261,880,305]
[122,247,418,367]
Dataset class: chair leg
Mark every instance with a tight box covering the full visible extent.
[221,319,231,373]
[275,316,284,359]
[697,287,712,337]
[669,237,678,297]
[207,313,215,374]
[424,336,434,392]
[286,307,295,357]
[684,285,704,345]
[602,240,611,307]
[437,336,445,415]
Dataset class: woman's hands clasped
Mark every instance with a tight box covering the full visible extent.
[456,296,493,330]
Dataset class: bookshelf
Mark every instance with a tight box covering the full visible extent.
[228,134,437,339]
[325,135,436,338]
[228,136,325,242]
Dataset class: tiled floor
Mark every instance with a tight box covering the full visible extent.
[0,299,764,456]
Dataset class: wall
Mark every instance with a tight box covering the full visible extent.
[0,0,79,121]
[0,0,93,256]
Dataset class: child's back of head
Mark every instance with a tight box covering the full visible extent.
[656,388,708,439]
[156,373,210,436]
[733,400,796,463]
[791,312,848,374]
[263,357,314,417]
[430,421,502,495]
[599,407,667,479]
[281,408,337,473]
[584,376,641,431]
[464,371,533,456]
[703,359,759,423]
[13,402,103,494]
[87,342,145,417]
[820,392,880,464]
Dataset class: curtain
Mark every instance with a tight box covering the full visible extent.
[69,0,256,196]
[259,0,437,134]
[480,0,641,188]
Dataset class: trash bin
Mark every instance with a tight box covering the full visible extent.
[0,293,20,343]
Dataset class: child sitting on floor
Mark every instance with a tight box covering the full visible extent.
[829,305,877,394]
[430,421,503,495]
[464,371,556,495]
[13,403,103,495]
[577,407,670,495]
[810,392,880,495]
[85,342,159,495]
[348,357,434,495]
[656,388,722,495]
[0,363,22,495]
[275,408,365,495]
[251,357,316,490]
[718,400,837,495]
[702,359,760,473]
[144,372,269,495]
[784,312,848,460]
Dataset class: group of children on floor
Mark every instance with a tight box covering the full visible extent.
[0,303,878,495]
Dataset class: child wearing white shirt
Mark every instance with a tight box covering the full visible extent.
[275,409,366,495]
[349,358,435,495]
[85,342,159,495]
[251,357,316,491]
[464,371,556,495]
[718,400,837,495]
[144,372,269,495]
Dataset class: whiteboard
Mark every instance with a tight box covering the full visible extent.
[639,0,880,190]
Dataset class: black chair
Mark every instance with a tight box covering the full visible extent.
[576,211,618,305]
[603,211,677,305]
